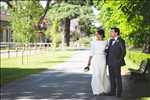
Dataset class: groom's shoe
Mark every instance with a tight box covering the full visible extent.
[116,94,122,97]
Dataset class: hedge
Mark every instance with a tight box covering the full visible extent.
[127,51,150,65]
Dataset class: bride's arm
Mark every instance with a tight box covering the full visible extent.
[87,56,92,67]
[85,41,94,70]
[85,41,94,69]
[84,56,92,71]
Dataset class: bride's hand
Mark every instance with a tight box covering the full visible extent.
[84,66,90,72]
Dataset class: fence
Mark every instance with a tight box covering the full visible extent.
[0,42,89,59]
[0,42,51,59]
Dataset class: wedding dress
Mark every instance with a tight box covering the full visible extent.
[90,40,110,95]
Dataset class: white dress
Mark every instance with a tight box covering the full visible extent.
[90,40,110,95]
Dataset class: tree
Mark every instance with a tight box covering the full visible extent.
[9,0,43,42]
[45,20,61,47]
[120,0,150,53]
[79,15,95,36]
[46,1,93,46]
[3,0,95,46]
[95,0,150,53]
[38,0,51,29]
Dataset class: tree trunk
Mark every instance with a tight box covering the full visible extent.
[61,18,70,47]
[64,18,70,46]
[38,0,51,29]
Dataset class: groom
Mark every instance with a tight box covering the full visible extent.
[106,27,126,97]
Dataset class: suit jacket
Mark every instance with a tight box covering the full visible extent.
[106,37,126,67]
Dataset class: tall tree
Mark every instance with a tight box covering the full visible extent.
[3,0,94,46]
[38,0,51,29]
[95,0,150,53]
[46,1,93,46]
[9,0,43,42]
[121,0,150,53]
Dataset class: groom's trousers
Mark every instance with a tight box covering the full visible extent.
[108,65,122,96]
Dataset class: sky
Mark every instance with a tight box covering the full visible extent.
[39,1,47,8]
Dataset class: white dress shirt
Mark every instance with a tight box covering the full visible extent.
[112,36,118,45]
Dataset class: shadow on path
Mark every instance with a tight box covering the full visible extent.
[1,70,92,100]
[1,69,150,100]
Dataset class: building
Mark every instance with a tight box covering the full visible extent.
[0,11,12,42]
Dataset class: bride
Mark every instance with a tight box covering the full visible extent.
[84,29,110,95]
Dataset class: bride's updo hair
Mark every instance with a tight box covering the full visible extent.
[97,29,105,38]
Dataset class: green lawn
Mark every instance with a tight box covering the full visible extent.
[0,50,75,86]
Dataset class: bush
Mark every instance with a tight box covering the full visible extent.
[52,34,62,47]
[45,20,62,47]
[127,51,150,65]
[78,37,91,47]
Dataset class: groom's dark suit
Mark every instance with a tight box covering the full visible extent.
[106,37,126,96]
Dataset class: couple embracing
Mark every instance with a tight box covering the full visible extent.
[84,27,126,97]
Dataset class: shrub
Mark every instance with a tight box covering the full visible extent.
[78,37,91,47]
[127,51,150,65]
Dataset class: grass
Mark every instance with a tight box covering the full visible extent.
[0,50,75,86]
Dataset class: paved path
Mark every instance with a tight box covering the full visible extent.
[1,50,150,100]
